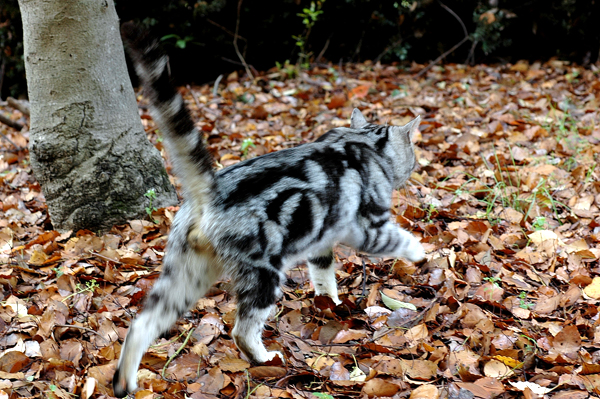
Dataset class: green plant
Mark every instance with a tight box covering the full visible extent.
[424,203,437,223]
[484,276,501,287]
[483,276,501,301]
[52,266,64,278]
[244,369,266,399]
[518,291,534,310]
[237,93,255,104]
[292,0,325,68]
[61,279,99,303]
[584,164,596,184]
[531,216,547,231]
[144,188,158,223]
[275,60,300,79]
[471,7,513,56]
[313,393,335,399]
[519,334,538,353]
[161,33,195,49]
[240,138,256,158]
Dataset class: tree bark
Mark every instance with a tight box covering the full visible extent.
[18,0,177,232]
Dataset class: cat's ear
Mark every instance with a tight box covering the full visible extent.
[350,108,368,129]
[404,115,421,140]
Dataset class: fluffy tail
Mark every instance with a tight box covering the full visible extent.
[121,22,215,212]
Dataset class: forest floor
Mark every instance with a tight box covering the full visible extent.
[1,60,600,399]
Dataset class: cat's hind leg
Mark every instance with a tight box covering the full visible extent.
[307,250,341,305]
[113,247,223,397]
[231,266,284,364]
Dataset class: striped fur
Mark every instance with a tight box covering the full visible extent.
[114,23,425,397]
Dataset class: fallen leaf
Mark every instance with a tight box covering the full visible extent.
[509,381,554,395]
[381,291,417,311]
[483,359,515,378]
[218,357,250,372]
[409,384,439,399]
[248,366,287,378]
[349,84,371,99]
[361,378,399,397]
[583,276,600,299]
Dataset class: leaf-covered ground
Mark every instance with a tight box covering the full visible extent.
[1,60,600,399]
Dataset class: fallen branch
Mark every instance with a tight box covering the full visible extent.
[414,1,471,78]
[0,113,24,131]
[314,35,331,65]
[233,0,254,80]
[54,323,103,337]
[7,97,30,116]
[186,85,202,110]
[220,57,258,76]
[206,18,247,43]
[212,74,224,97]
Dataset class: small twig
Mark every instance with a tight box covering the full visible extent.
[0,60,5,97]
[0,113,24,131]
[414,0,471,78]
[161,327,195,379]
[415,37,469,78]
[55,323,111,346]
[439,0,468,37]
[466,39,478,65]
[7,97,30,116]
[233,0,254,80]
[361,259,367,299]
[314,35,332,64]
[220,57,259,76]
[212,75,223,97]
[206,18,247,42]
[374,37,404,64]
[0,130,20,149]
[54,323,104,338]
[89,250,123,265]
[186,85,202,110]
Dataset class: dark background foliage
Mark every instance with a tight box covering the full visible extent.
[2,0,600,99]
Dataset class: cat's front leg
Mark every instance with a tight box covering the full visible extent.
[389,226,425,262]
[355,221,425,262]
[307,250,341,305]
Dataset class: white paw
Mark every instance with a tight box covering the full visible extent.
[401,236,425,262]
[314,290,342,306]
[262,350,285,364]
[113,367,138,397]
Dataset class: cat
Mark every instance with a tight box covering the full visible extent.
[113,22,425,397]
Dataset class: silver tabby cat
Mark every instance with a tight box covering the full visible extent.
[114,23,425,396]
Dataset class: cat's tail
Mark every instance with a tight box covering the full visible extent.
[121,22,215,213]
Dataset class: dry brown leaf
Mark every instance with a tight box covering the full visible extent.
[218,357,250,372]
[551,325,581,357]
[329,361,351,381]
[401,359,438,380]
[409,384,439,399]
[332,329,368,344]
[361,378,399,397]
[583,276,600,299]
[248,366,287,378]
[483,359,515,378]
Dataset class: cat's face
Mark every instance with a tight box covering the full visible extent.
[350,109,420,188]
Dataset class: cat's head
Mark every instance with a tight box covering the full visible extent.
[350,108,420,188]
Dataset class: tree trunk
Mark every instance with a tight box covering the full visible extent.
[18,0,177,232]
